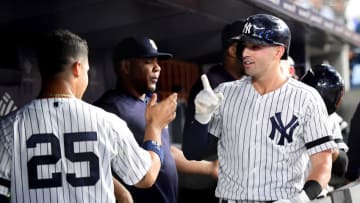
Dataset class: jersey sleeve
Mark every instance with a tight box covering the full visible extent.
[109,117,151,186]
[0,115,14,198]
[302,93,337,155]
[328,114,349,152]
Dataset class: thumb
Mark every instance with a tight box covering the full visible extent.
[201,74,213,91]
[148,93,158,107]
[216,92,224,102]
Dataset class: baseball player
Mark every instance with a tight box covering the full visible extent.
[301,64,349,178]
[0,29,177,203]
[94,36,219,203]
[182,14,337,203]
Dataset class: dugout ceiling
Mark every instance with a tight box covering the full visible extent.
[0,0,359,67]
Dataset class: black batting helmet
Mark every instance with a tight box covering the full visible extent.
[236,14,291,60]
[301,64,344,114]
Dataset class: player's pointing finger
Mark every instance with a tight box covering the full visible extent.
[201,74,212,91]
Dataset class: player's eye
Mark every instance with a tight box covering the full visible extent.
[143,57,157,65]
[247,44,263,50]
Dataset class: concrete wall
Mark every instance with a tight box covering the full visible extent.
[338,89,360,127]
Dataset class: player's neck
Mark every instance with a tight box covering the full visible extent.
[252,72,288,95]
[116,83,145,100]
[39,79,75,99]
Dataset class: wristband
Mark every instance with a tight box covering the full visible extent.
[142,140,164,164]
[303,180,322,200]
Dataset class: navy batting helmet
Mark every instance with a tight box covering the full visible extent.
[236,14,291,60]
[301,64,344,114]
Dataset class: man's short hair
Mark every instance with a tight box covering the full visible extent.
[37,29,88,77]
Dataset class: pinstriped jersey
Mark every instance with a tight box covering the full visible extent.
[0,98,151,203]
[328,112,348,152]
[208,76,337,201]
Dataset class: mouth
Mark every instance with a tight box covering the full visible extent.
[242,59,254,68]
[150,77,158,83]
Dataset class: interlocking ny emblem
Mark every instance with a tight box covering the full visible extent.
[243,22,252,34]
[269,112,299,145]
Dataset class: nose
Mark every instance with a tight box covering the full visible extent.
[242,47,250,59]
[153,62,161,72]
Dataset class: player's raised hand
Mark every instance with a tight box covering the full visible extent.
[194,74,224,124]
[146,93,177,130]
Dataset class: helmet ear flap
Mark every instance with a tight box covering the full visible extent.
[281,48,288,60]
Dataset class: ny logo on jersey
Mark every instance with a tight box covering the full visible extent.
[243,22,252,34]
[269,112,299,145]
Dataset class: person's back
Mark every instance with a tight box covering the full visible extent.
[0,29,176,203]
[0,98,149,203]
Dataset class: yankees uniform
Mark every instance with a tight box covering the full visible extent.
[208,76,336,201]
[328,112,348,152]
[0,97,151,203]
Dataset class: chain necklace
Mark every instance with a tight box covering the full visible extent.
[40,93,74,98]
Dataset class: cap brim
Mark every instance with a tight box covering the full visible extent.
[143,52,173,60]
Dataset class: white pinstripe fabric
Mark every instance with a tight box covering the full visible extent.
[219,199,273,203]
[209,77,336,201]
[0,98,151,203]
[328,112,348,152]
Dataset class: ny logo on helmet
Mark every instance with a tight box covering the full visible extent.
[269,112,299,145]
[243,22,252,34]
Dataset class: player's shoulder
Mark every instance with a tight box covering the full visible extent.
[0,102,33,148]
[82,100,128,128]
[0,100,35,122]
[287,78,322,98]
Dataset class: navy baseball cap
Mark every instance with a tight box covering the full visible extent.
[113,36,173,62]
[221,19,245,49]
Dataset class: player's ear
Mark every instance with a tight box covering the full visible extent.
[227,42,238,58]
[276,46,285,59]
[72,61,81,77]
[120,59,131,75]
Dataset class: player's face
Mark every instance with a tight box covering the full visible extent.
[129,57,161,94]
[242,42,280,78]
